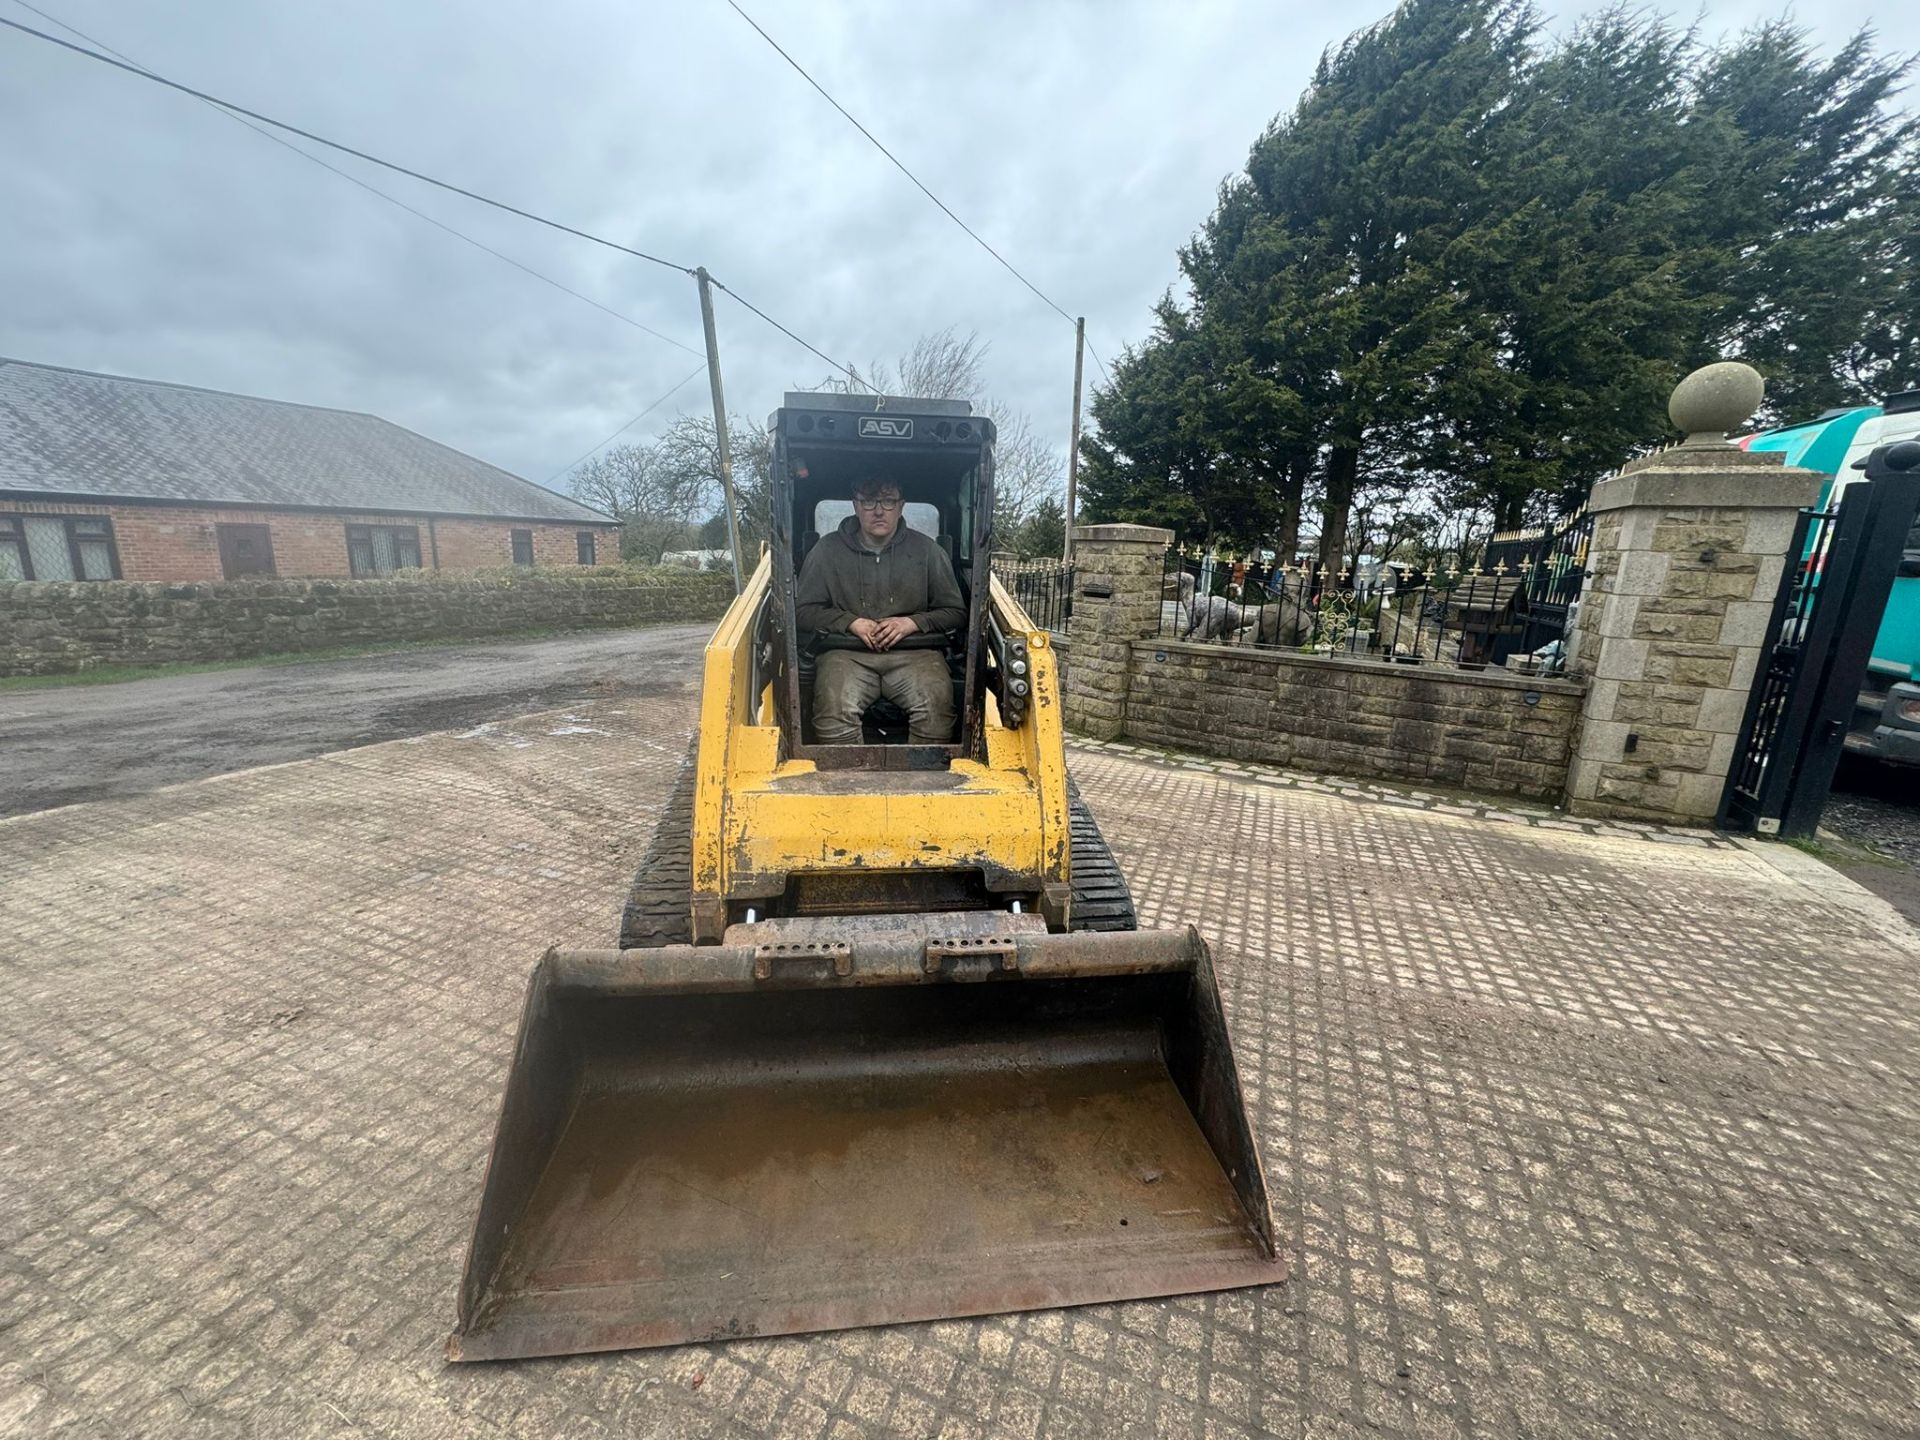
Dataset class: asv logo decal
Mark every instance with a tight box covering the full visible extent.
[857,416,914,439]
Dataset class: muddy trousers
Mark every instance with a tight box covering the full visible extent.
[814,648,955,744]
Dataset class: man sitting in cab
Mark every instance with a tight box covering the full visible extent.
[795,480,966,743]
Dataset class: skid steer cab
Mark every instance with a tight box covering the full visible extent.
[447,393,1282,1363]
[780,395,998,760]
[680,391,1076,941]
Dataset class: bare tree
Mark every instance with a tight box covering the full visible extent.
[568,442,686,519]
[1346,487,1430,576]
[816,327,990,401]
[991,409,1064,541]
[567,442,711,564]
[878,329,989,400]
[655,414,776,560]
[1385,502,1493,573]
[810,326,1068,551]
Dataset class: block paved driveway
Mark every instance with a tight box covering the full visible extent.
[4,685,1919,1438]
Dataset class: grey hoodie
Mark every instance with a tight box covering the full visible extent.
[794,516,967,637]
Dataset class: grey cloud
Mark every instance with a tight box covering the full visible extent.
[3,0,1913,487]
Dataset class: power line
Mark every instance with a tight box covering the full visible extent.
[1084,338,1114,386]
[12,0,719,478]
[723,0,1077,326]
[545,364,709,484]
[723,0,1115,371]
[710,279,869,391]
[0,16,695,275]
[5,5,732,493]
[0,12,869,386]
[6,1,703,359]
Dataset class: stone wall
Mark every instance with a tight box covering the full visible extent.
[1062,524,1172,739]
[0,567,733,676]
[1563,446,1820,821]
[1124,641,1585,800]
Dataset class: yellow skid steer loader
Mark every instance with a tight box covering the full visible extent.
[448,393,1281,1361]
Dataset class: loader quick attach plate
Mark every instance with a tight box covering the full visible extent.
[448,920,1282,1361]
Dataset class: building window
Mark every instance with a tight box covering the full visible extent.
[345,524,422,577]
[216,523,276,578]
[0,514,120,581]
[510,529,534,566]
[576,530,597,566]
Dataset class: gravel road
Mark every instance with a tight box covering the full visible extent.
[0,624,709,818]
[1821,755,1920,929]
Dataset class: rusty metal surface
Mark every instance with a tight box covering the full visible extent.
[450,928,1281,1362]
[802,742,964,771]
[734,909,1053,943]
[545,920,1208,995]
[764,768,973,794]
[786,869,994,918]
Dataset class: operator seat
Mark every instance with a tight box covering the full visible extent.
[793,525,970,745]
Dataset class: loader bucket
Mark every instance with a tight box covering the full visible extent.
[448,918,1281,1361]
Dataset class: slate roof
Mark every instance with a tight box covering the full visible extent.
[0,359,612,525]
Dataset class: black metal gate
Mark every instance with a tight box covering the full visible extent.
[1718,443,1920,836]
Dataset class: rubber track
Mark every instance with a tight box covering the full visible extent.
[617,741,698,949]
[619,746,1138,943]
[1067,785,1138,932]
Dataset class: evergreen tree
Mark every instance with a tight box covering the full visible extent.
[1690,24,1918,417]
[1085,0,1917,553]
[1187,0,1534,565]
[1081,302,1244,544]
[1017,495,1066,559]
[1432,10,1712,526]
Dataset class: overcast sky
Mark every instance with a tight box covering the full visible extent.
[2,0,1914,497]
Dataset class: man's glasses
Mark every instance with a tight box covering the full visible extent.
[854,496,903,512]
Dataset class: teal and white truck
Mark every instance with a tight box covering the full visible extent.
[1739,390,1920,766]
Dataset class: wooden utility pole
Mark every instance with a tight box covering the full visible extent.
[1065,316,1085,561]
[695,266,744,593]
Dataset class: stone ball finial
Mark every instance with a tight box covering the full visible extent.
[1669,361,1764,445]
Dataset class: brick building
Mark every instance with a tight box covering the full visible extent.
[0,359,620,583]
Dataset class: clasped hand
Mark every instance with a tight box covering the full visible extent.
[849,616,920,651]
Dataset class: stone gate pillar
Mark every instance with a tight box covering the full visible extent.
[1564,364,1824,823]
[1063,523,1172,740]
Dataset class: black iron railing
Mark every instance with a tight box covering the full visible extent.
[993,558,1074,635]
[1158,512,1593,673]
